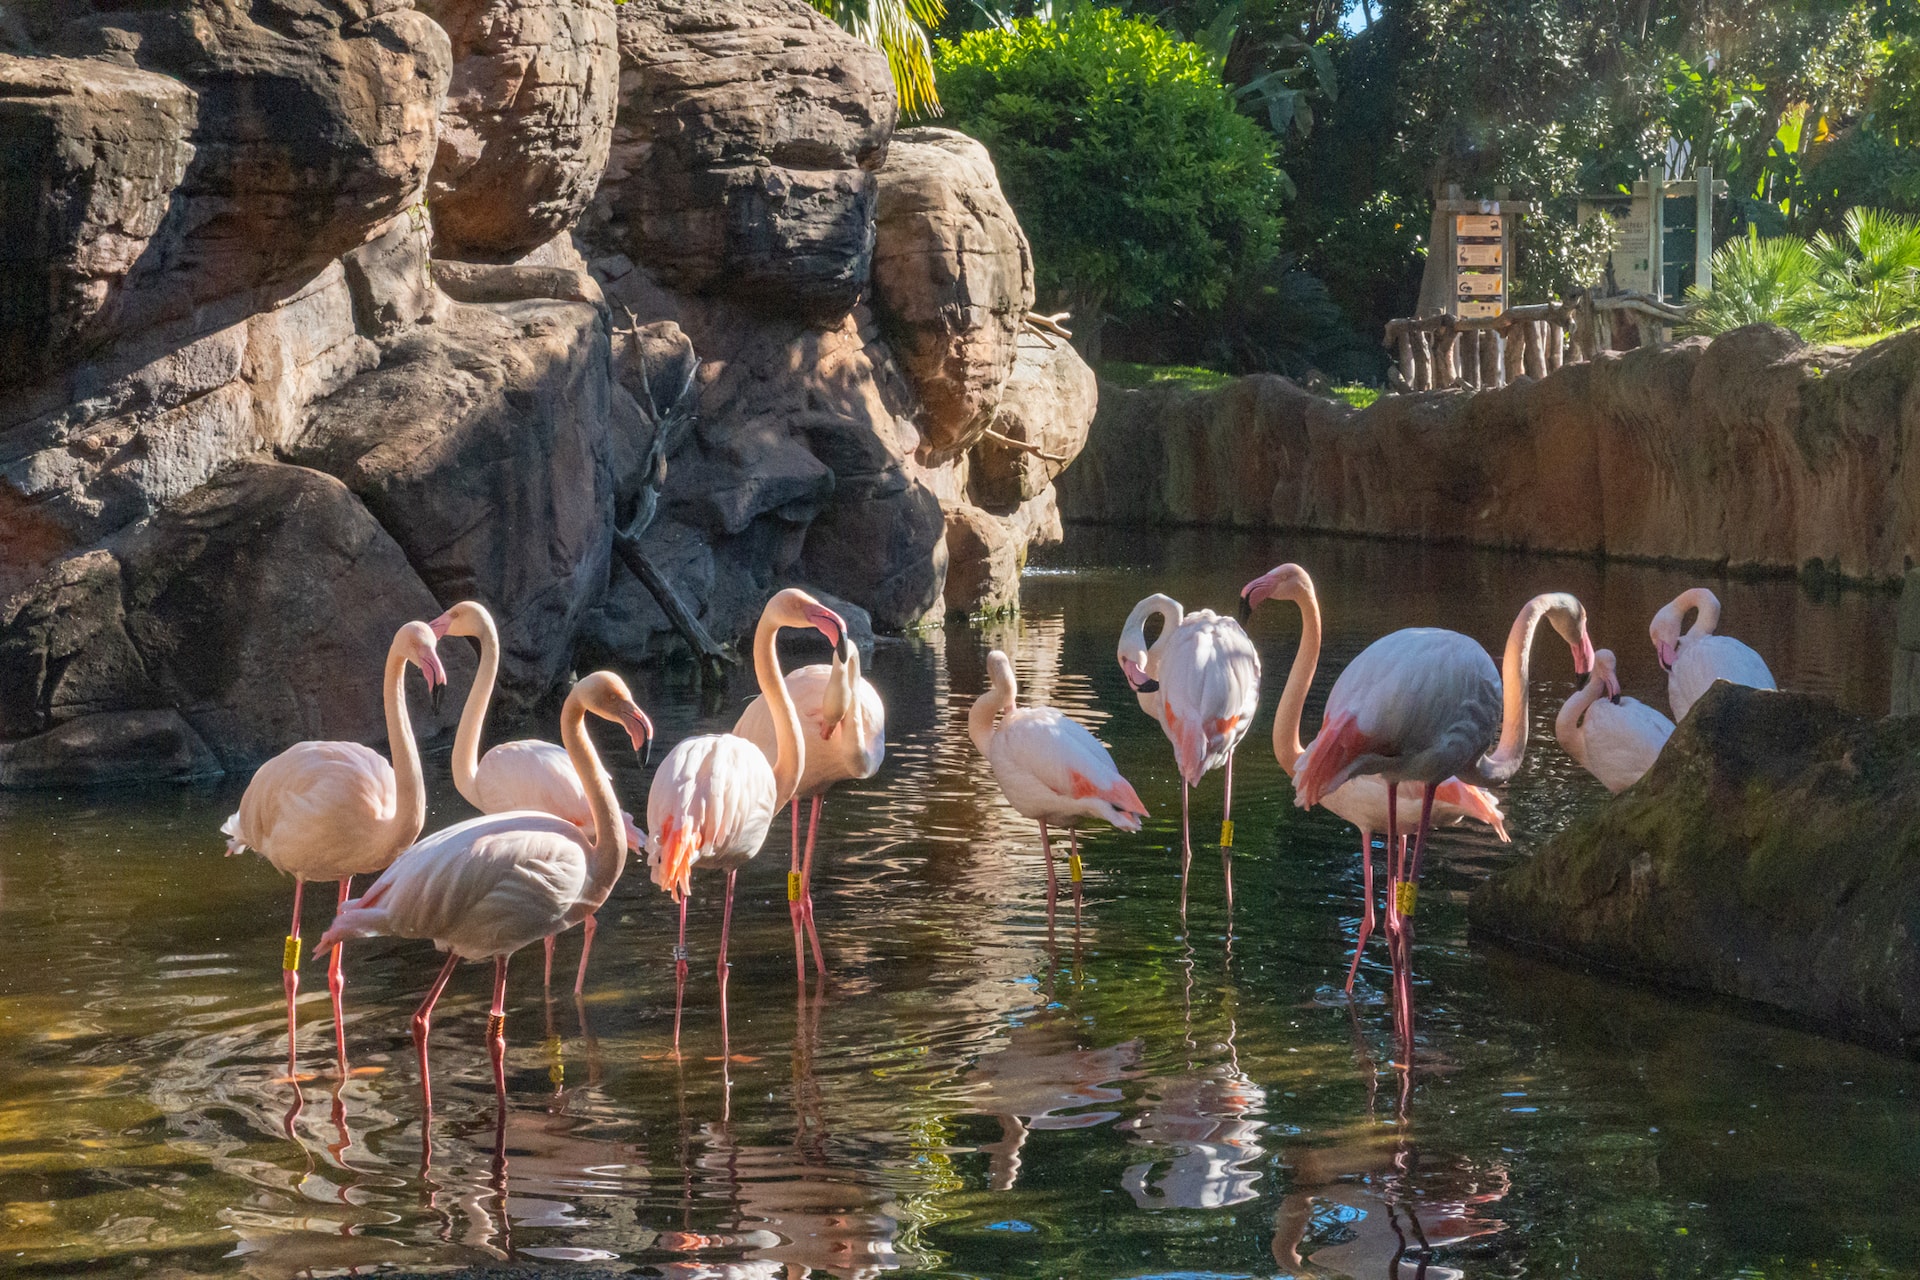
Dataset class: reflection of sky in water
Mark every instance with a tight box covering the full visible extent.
[0,526,1916,1278]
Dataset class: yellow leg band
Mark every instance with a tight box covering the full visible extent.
[1219,819,1234,848]
[1069,852,1084,884]
[1395,882,1419,918]
[282,935,302,971]
[788,871,802,902]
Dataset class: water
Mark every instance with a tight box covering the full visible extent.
[2,526,1915,1279]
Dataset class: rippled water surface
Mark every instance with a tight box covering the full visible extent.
[3,527,1916,1279]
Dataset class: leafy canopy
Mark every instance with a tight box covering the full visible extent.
[936,8,1286,334]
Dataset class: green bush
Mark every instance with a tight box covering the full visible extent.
[935,9,1285,355]
[1686,208,1920,342]
[1684,234,1824,336]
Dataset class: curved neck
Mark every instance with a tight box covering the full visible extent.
[1682,588,1721,642]
[561,695,625,905]
[1475,597,1561,784]
[1270,588,1321,772]
[755,614,805,807]
[450,614,501,807]
[970,667,1016,756]
[381,645,428,853]
[1121,595,1184,669]
[1555,677,1603,747]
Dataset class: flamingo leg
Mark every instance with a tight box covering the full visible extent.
[800,795,826,980]
[789,801,806,981]
[673,893,689,1057]
[543,934,554,989]
[718,868,737,1063]
[411,952,460,1111]
[1221,752,1236,910]
[488,955,510,1105]
[328,877,351,1074]
[572,914,597,997]
[1070,827,1083,924]
[1179,783,1192,918]
[1345,830,1375,995]
[1396,784,1439,1056]
[284,878,305,1081]
[1040,821,1057,921]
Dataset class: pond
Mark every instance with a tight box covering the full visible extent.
[3,526,1916,1279]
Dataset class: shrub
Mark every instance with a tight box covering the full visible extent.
[936,9,1285,356]
[1686,208,1920,342]
[1684,234,1824,337]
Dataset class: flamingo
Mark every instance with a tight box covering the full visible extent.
[645,587,848,1053]
[1293,593,1593,1038]
[1555,648,1674,793]
[734,631,885,981]
[316,671,653,1110]
[1117,595,1260,911]
[971,648,1148,920]
[1649,587,1776,721]
[1240,564,1509,994]
[221,620,448,1080]
[433,600,647,994]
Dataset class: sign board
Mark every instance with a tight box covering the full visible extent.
[1440,200,1515,319]
[1456,214,1504,238]
[1457,300,1504,320]
[1457,243,1504,267]
[1578,196,1653,294]
[1456,272,1504,297]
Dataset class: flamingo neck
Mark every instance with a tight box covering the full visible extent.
[380,642,428,855]
[561,692,625,906]
[1271,587,1320,772]
[969,665,1016,756]
[1681,587,1721,642]
[1554,676,1602,750]
[450,612,501,808]
[1476,596,1564,784]
[1121,595,1184,672]
[755,612,805,807]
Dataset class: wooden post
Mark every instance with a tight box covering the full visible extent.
[1410,326,1432,391]
[1695,162,1714,296]
[1646,165,1665,302]
[1395,323,1415,389]
[1458,328,1479,389]
[1547,321,1565,371]
[1523,321,1547,379]
[1479,325,1502,387]
[1503,319,1526,381]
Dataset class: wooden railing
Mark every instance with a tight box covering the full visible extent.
[1383,291,1696,393]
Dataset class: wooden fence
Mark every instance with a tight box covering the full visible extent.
[1383,292,1696,393]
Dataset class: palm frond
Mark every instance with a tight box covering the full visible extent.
[812,0,946,118]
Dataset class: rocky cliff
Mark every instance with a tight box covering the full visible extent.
[0,0,1097,787]
[1061,325,1920,584]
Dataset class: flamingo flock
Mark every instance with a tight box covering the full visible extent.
[226,569,1775,1107]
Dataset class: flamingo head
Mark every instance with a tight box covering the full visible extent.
[774,587,848,655]
[1649,604,1684,671]
[574,670,655,762]
[1119,655,1158,695]
[1238,562,1313,620]
[429,600,492,644]
[1541,595,1595,676]
[820,646,857,742]
[1591,648,1623,702]
[395,620,449,714]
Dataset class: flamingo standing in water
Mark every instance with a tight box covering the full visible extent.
[316,671,653,1109]
[735,632,884,981]
[972,649,1148,920]
[1649,587,1776,721]
[222,620,448,1079]
[1556,648,1674,793]
[433,600,646,993]
[1118,595,1260,911]
[1240,564,1509,994]
[646,588,848,1053]
[1293,593,1593,1036]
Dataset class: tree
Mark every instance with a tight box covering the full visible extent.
[936,8,1287,357]
[812,0,947,116]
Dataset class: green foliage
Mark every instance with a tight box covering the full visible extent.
[935,8,1286,346]
[1096,361,1237,391]
[1684,233,1823,336]
[1685,208,1920,341]
[812,0,947,116]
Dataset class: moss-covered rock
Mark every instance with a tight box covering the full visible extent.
[1470,682,1920,1057]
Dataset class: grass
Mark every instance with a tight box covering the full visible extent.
[1824,321,1920,349]
[1098,362,1383,408]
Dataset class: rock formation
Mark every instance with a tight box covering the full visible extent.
[1062,325,1920,584]
[1470,683,1920,1057]
[0,0,1099,786]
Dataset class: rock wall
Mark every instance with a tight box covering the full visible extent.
[0,0,1098,786]
[1061,325,1920,584]
[1470,683,1920,1058]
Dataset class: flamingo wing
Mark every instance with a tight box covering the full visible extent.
[1581,697,1675,792]
[474,739,591,824]
[1669,635,1775,721]
[225,740,398,878]
[988,707,1146,830]
[1157,613,1261,786]
[645,734,778,899]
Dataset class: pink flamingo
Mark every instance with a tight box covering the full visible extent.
[222,620,448,1080]
[316,671,653,1110]
[1240,564,1509,994]
[1648,587,1776,721]
[971,649,1148,919]
[433,600,646,993]
[1556,648,1674,793]
[1293,593,1593,1037]
[1117,595,1261,911]
[734,631,885,981]
[646,588,848,1053]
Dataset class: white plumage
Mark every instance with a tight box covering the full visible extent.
[1649,587,1777,721]
[1556,648,1674,793]
[646,733,780,896]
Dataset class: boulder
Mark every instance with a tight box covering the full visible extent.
[942,502,1019,617]
[1471,683,1920,1057]
[970,330,1098,512]
[598,0,895,319]
[0,710,221,789]
[872,128,1033,462]
[0,55,197,391]
[287,299,615,713]
[0,461,461,776]
[419,0,620,259]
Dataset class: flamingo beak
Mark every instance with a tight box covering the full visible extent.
[1574,629,1596,675]
[1120,656,1159,695]
[427,611,453,640]
[804,604,847,651]
[625,706,655,762]
[1657,640,1678,671]
[422,647,448,715]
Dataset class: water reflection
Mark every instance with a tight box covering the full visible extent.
[1,527,1916,1278]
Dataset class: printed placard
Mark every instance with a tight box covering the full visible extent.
[1457,242,1504,267]
[1457,300,1505,319]
[1456,272,1504,297]
[1456,214,1504,238]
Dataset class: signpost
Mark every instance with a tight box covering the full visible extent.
[1448,207,1515,320]
[1577,164,1727,301]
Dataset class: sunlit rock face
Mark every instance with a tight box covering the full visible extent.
[1472,683,1920,1058]
[1062,325,1920,584]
